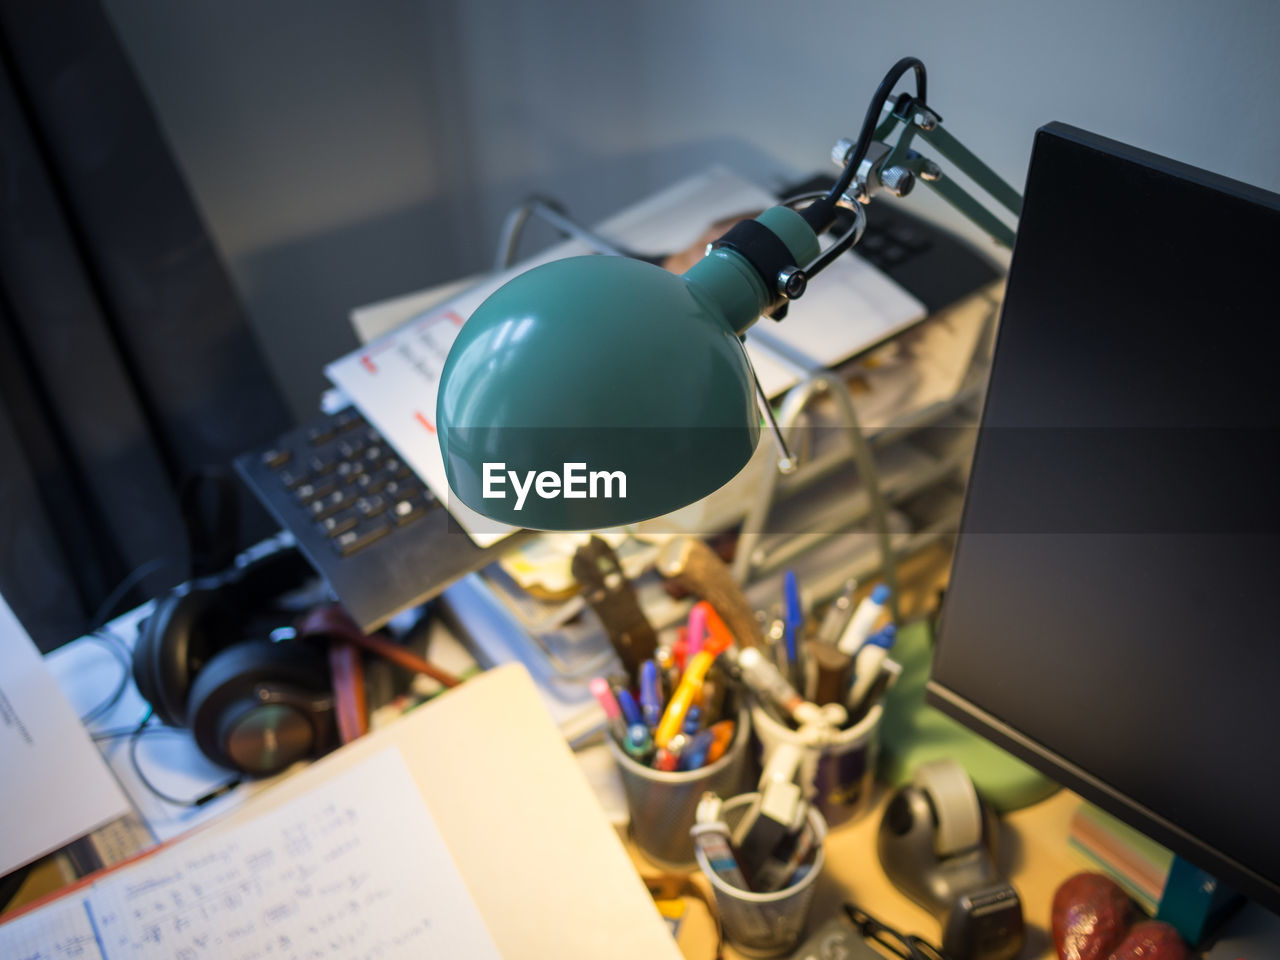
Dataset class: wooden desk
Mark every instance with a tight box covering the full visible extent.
[638,783,1091,959]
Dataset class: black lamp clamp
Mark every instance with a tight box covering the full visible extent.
[709,190,866,321]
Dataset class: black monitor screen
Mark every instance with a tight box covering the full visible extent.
[928,122,1280,912]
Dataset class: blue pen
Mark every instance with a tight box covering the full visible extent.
[615,687,644,728]
[784,569,804,687]
[680,728,715,770]
[683,705,702,736]
[639,660,664,729]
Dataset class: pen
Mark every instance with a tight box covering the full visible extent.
[655,650,715,748]
[847,623,897,712]
[614,686,644,729]
[816,579,858,646]
[836,583,891,656]
[590,676,627,743]
[705,719,736,763]
[783,570,803,688]
[680,728,715,770]
[639,660,664,729]
[803,640,853,707]
[692,794,753,890]
[683,705,703,736]
[623,722,655,762]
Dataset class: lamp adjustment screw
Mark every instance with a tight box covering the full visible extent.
[777,266,807,300]
[920,160,942,182]
[913,109,939,131]
[879,165,916,197]
[831,137,856,168]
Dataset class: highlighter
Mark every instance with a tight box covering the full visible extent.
[654,650,715,748]
[590,676,627,743]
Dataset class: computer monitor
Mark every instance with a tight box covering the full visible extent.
[928,122,1280,913]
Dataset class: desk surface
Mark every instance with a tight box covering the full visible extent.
[644,784,1088,960]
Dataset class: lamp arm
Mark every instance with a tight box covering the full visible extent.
[839,92,1023,249]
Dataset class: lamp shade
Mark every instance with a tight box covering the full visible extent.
[436,206,821,530]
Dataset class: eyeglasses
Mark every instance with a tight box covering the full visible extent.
[843,903,950,960]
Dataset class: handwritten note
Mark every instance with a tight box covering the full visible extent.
[0,749,501,960]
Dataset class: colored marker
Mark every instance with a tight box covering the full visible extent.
[654,651,715,748]
[836,584,891,656]
[639,660,664,729]
[590,676,627,742]
[623,722,654,762]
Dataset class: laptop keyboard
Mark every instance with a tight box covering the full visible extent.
[236,407,527,632]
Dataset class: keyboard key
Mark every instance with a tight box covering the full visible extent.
[277,466,310,490]
[261,447,291,469]
[306,487,357,521]
[383,457,412,479]
[354,472,387,495]
[332,517,392,556]
[335,459,366,484]
[391,497,428,526]
[318,509,359,538]
[334,409,364,432]
[295,478,338,505]
[382,478,422,501]
[306,423,336,445]
[307,451,339,476]
[355,494,388,519]
[336,436,366,459]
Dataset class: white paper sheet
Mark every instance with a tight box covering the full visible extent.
[0,748,502,960]
[0,595,131,878]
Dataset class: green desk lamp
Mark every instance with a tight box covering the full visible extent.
[437,57,1022,531]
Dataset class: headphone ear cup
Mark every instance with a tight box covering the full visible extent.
[132,589,219,727]
[186,642,334,776]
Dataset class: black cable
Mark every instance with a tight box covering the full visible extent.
[90,555,172,632]
[829,57,928,202]
[75,630,132,726]
[123,707,242,808]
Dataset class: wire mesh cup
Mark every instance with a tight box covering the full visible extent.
[694,792,828,957]
[608,706,751,869]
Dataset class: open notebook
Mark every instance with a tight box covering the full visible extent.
[0,665,680,960]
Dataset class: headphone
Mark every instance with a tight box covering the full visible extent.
[132,546,337,777]
[877,760,1025,960]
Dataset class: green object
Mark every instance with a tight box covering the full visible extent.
[1157,856,1241,946]
[436,208,819,530]
[879,619,1058,812]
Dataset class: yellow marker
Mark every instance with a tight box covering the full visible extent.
[655,651,715,748]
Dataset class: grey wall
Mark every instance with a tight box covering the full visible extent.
[103,0,1280,420]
